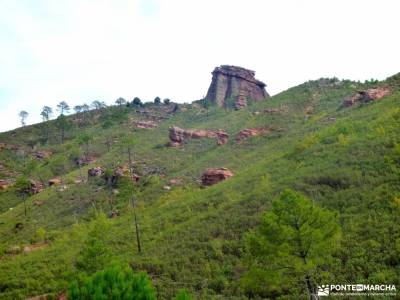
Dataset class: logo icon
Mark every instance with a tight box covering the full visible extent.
[317,285,330,296]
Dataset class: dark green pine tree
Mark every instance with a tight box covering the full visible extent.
[68,263,156,300]
[244,189,340,299]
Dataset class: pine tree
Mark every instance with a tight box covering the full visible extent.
[68,263,156,300]
[244,189,340,299]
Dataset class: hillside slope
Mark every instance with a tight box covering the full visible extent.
[0,76,399,299]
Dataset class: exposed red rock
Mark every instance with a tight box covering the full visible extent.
[0,179,12,190]
[235,128,269,143]
[88,167,104,177]
[0,143,5,150]
[48,178,62,186]
[169,126,229,147]
[32,151,52,160]
[201,168,234,186]
[235,93,247,110]
[134,120,158,129]
[343,87,391,107]
[206,65,269,109]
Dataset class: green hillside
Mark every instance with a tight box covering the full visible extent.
[0,75,399,299]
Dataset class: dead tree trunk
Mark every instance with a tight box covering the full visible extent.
[128,147,142,254]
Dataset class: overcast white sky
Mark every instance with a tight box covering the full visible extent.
[0,0,399,132]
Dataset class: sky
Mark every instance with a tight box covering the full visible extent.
[0,0,399,132]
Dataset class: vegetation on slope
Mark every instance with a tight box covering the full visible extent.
[0,76,399,299]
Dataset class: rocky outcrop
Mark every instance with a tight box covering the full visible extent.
[0,179,12,190]
[169,126,228,147]
[235,128,269,143]
[134,120,158,129]
[114,165,140,182]
[32,151,52,160]
[201,168,234,186]
[343,87,391,107]
[29,180,44,194]
[48,178,62,186]
[88,165,140,185]
[205,65,269,109]
[88,167,104,177]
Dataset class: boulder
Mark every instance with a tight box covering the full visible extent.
[88,167,104,177]
[343,87,391,107]
[205,65,269,109]
[201,168,234,186]
[0,143,5,150]
[235,128,269,143]
[169,126,229,147]
[48,178,62,186]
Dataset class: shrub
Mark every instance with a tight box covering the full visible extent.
[68,263,156,300]
[173,289,193,300]
[75,213,112,274]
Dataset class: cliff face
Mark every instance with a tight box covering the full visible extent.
[205,65,269,109]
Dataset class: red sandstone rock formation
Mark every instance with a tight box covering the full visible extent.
[201,168,234,186]
[169,126,228,147]
[205,65,269,109]
[235,128,269,143]
[134,120,158,129]
[343,87,391,107]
